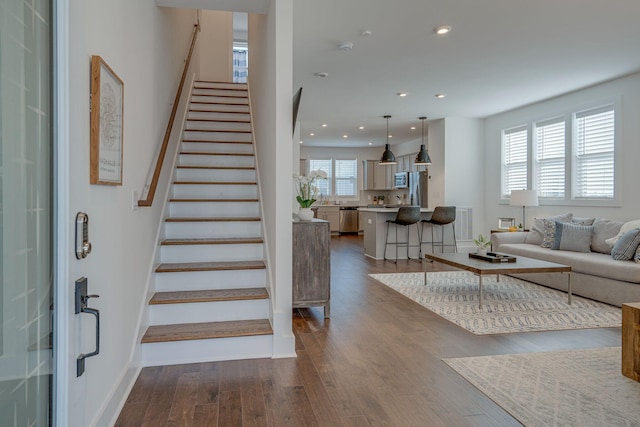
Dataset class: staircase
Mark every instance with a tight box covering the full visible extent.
[141,81,273,366]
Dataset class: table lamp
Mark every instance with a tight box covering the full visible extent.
[509,189,538,230]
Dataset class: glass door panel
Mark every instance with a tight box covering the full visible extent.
[0,0,53,425]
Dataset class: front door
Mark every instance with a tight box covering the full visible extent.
[0,0,54,425]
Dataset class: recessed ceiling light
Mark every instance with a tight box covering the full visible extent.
[435,26,451,35]
[321,123,328,127]
[343,134,348,138]
[410,126,416,130]
[388,135,393,138]
[299,140,303,144]
[358,126,365,130]
[309,133,315,136]
[368,142,373,145]
[397,92,408,97]
[435,93,447,99]
[314,72,329,78]
[360,30,373,37]
[337,41,354,50]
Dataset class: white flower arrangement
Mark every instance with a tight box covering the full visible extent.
[293,169,328,208]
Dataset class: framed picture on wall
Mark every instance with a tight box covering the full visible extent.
[498,217,515,229]
[90,55,124,185]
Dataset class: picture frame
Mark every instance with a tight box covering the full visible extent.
[498,217,515,229]
[90,55,124,185]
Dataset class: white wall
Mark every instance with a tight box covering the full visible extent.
[484,71,640,230]
[64,3,197,426]
[199,10,233,81]
[248,0,296,358]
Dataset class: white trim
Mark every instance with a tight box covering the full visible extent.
[54,0,70,425]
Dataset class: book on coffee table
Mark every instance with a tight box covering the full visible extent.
[468,252,517,263]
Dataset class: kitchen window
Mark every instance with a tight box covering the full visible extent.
[500,102,618,205]
[308,158,358,198]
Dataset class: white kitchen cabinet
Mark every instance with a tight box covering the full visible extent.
[315,206,340,233]
[363,160,395,190]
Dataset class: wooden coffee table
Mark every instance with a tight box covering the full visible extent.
[424,252,572,309]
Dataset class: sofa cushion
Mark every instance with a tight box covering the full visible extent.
[498,243,640,284]
[552,221,593,253]
[525,213,573,245]
[572,217,596,226]
[605,219,640,247]
[636,246,640,263]
[591,218,624,254]
[611,228,640,261]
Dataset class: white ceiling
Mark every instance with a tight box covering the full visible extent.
[293,0,640,148]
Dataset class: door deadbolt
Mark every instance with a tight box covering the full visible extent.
[75,212,92,259]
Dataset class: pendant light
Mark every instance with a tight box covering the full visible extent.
[379,115,397,165]
[414,116,432,166]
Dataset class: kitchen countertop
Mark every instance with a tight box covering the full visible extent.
[358,207,432,213]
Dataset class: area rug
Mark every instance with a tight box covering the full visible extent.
[368,271,621,334]
[444,347,640,426]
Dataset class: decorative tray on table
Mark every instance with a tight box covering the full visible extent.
[468,252,517,263]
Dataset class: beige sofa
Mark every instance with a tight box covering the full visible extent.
[491,218,640,307]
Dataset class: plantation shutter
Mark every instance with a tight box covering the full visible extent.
[574,106,615,199]
[309,159,332,196]
[502,126,528,198]
[535,119,565,198]
[335,159,357,196]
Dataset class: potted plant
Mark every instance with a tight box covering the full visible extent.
[473,234,491,256]
[293,169,327,220]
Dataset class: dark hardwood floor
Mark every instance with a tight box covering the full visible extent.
[116,235,621,426]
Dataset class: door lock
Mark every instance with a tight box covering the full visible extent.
[75,212,92,259]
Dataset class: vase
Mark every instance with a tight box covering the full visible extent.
[477,248,488,256]
[297,208,314,221]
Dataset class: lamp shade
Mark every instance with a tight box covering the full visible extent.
[509,189,539,207]
[379,115,397,165]
[414,116,432,166]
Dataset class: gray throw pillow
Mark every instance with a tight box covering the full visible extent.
[525,213,573,245]
[572,217,596,226]
[611,228,640,261]
[552,221,593,252]
[591,218,624,254]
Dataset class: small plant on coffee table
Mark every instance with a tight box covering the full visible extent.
[474,234,491,255]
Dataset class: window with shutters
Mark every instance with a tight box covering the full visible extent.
[308,158,358,198]
[500,101,618,206]
[534,118,565,198]
[501,126,528,199]
[573,106,615,200]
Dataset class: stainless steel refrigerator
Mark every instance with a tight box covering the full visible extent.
[408,171,429,208]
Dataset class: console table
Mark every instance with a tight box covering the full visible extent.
[292,219,330,317]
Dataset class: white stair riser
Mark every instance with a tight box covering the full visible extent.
[181,142,253,154]
[165,221,262,239]
[179,154,254,168]
[155,269,267,292]
[183,130,252,143]
[188,111,250,122]
[191,95,248,105]
[176,168,256,182]
[172,184,258,199]
[192,88,248,97]
[141,334,272,367]
[149,299,269,325]
[160,243,263,263]
[190,103,249,113]
[186,121,251,132]
[169,201,260,217]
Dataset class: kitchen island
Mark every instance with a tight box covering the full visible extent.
[358,207,433,260]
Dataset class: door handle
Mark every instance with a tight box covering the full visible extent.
[75,277,100,377]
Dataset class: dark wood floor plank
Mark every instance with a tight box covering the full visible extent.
[167,372,200,426]
[117,235,621,426]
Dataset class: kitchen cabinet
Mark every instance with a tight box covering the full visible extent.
[363,160,395,190]
[292,219,330,317]
[315,206,340,233]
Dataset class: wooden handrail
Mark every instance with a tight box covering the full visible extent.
[138,24,200,207]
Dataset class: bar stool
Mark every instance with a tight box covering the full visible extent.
[384,206,422,263]
[420,206,457,254]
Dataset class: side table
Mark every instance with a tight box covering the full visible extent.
[622,302,640,382]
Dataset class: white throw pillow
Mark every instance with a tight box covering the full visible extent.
[605,219,640,247]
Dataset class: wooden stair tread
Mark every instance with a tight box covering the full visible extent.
[141,319,272,343]
[184,128,252,133]
[192,93,248,99]
[156,260,266,273]
[176,165,255,170]
[189,109,248,114]
[190,101,249,106]
[169,198,259,202]
[188,118,251,123]
[150,288,268,305]
[182,139,253,144]
[173,181,257,185]
[166,217,261,222]
[161,237,263,245]
[180,152,254,156]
